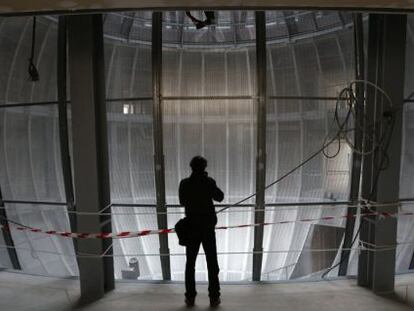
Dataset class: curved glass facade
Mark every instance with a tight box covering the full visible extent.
[0,11,412,282]
[0,17,77,276]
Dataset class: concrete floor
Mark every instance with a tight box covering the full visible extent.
[1,271,414,310]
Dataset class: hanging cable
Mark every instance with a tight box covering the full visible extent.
[28,16,39,82]
[321,81,398,279]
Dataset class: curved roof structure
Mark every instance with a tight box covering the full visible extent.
[1,0,414,16]
[103,11,354,47]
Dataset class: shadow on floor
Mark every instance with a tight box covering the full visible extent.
[394,284,414,308]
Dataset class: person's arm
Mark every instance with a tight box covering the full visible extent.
[208,178,224,202]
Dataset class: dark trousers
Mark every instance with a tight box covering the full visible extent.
[185,228,220,299]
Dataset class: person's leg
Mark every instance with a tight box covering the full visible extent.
[185,240,201,301]
[202,229,220,300]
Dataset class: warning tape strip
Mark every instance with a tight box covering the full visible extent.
[0,210,406,239]
[1,209,411,240]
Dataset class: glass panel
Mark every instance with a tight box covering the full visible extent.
[0,16,58,105]
[0,16,75,278]
[105,42,152,99]
[168,207,254,281]
[163,100,256,205]
[162,16,257,282]
[398,99,414,273]
[264,101,351,280]
[107,100,156,204]
[266,12,354,97]
[401,63,414,201]
[0,231,13,269]
[216,207,254,282]
[398,16,414,273]
[112,206,162,280]
[0,105,65,203]
[5,203,77,277]
[266,100,351,203]
[105,17,156,206]
[396,202,414,273]
[167,207,186,281]
[262,204,347,281]
[162,48,256,97]
[104,17,159,280]
[265,100,351,278]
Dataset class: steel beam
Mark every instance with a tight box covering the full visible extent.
[2,199,67,206]
[6,1,414,17]
[0,95,346,110]
[269,96,347,101]
[67,14,114,303]
[0,187,21,270]
[111,200,350,208]
[1,199,349,208]
[152,11,171,281]
[339,13,364,276]
[57,16,77,245]
[358,14,406,294]
[410,254,414,270]
[252,11,267,282]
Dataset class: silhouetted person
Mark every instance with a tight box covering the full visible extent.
[186,11,215,29]
[179,156,224,307]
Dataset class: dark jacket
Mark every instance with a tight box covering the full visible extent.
[179,171,224,228]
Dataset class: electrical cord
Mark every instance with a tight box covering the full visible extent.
[321,82,398,279]
[322,87,354,159]
[28,17,39,82]
[320,123,394,279]
[344,80,394,157]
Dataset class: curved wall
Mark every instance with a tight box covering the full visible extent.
[0,12,412,281]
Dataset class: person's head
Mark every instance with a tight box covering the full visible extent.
[190,156,207,173]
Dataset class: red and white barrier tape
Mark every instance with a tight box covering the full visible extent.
[2,210,411,239]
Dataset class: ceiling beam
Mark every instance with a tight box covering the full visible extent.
[2,0,414,16]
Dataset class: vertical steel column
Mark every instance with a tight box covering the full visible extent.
[252,11,267,282]
[57,16,77,242]
[358,14,406,294]
[67,14,114,303]
[339,13,365,276]
[0,187,21,270]
[410,251,414,270]
[358,15,378,289]
[152,12,171,281]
